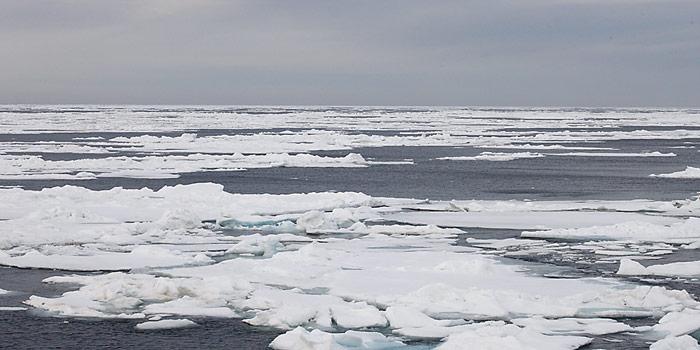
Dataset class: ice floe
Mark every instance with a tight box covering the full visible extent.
[618,259,700,278]
[0,246,212,271]
[523,219,700,242]
[2,179,700,348]
[650,335,700,350]
[649,308,700,339]
[269,327,405,350]
[0,153,370,180]
[550,151,676,157]
[436,152,545,161]
[135,319,198,330]
[25,234,698,337]
[436,323,592,350]
[651,166,700,179]
[0,306,27,311]
[510,316,633,335]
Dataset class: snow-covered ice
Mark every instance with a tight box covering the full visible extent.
[651,166,700,179]
[2,104,700,350]
[269,327,405,350]
[134,319,198,330]
[0,153,371,180]
[650,335,700,350]
[617,259,700,278]
[436,152,544,161]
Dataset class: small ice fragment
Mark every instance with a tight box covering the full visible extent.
[650,166,700,179]
[135,319,197,330]
[0,306,26,311]
[269,327,404,350]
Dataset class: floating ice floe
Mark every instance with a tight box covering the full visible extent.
[135,319,198,330]
[522,219,700,242]
[651,166,700,179]
[436,323,592,350]
[387,211,680,230]
[0,306,27,311]
[618,259,700,278]
[0,142,112,154]
[436,152,544,161]
[549,151,676,157]
[0,153,371,180]
[650,335,700,350]
[269,327,405,350]
[510,316,633,335]
[648,308,700,340]
[0,246,212,271]
[2,180,700,348]
[0,183,377,248]
[24,234,699,337]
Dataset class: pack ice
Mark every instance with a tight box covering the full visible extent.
[1,183,699,349]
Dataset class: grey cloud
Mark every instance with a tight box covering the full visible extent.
[1,0,698,106]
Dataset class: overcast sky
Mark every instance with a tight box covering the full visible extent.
[1,0,698,107]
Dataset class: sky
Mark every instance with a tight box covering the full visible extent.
[1,0,699,107]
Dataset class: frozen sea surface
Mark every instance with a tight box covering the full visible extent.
[0,106,699,350]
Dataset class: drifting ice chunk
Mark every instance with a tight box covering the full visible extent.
[0,246,212,271]
[135,319,198,330]
[436,323,592,350]
[650,308,700,338]
[523,218,700,242]
[269,327,405,350]
[650,335,700,350]
[0,306,27,311]
[388,211,678,231]
[551,151,675,157]
[650,166,700,179]
[437,152,544,161]
[225,234,287,257]
[511,316,632,335]
[617,258,700,277]
[0,152,370,180]
[143,296,238,318]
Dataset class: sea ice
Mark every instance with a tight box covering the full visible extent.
[0,152,370,180]
[617,259,700,277]
[0,306,27,311]
[523,218,700,242]
[0,246,212,271]
[134,319,198,330]
[650,335,700,350]
[550,151,675,157]
[436,323,592,350]
[649,308,700,338]
[651,166,700,179]
[269,327,405,350]
[511,316,633,335]
[436,152,544,161]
